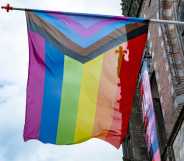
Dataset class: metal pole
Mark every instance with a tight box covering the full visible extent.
[1,4,49,13]
[150,18,184,25]
[2,4,184,25]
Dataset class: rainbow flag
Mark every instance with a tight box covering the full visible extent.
[140,62,161,161]
[24,10,149,148]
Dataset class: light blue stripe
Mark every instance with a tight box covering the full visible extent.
[34,12,131,48]
[39,39,64,144]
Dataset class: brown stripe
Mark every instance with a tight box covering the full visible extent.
[92,47,120,140]
[27,12,146,57]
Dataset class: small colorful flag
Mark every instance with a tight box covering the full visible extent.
[140,62,161,160]
[24,10,149,148]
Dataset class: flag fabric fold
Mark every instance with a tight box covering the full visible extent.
[24,10,149,148]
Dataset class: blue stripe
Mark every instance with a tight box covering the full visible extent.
[34,12,131,48]
[149,128,160,156]
[39,40,64,144]
[150,141,159,158]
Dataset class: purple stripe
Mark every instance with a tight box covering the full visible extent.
[48,13,120,37]
[24,31,45,141]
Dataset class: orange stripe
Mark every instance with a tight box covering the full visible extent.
[92,47,121,142]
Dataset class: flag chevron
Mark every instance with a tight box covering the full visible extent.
[30,12,147,45]
[27,12,148,63]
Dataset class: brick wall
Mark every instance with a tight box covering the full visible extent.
[140,1,184,161]
[140,0,184,139]
[121,0,184,160]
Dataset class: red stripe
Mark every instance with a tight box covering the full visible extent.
[105,33,148,148]
[120,33,148,144]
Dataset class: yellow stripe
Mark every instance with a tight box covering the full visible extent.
[74,55,104,143]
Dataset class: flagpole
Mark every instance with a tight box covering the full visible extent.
[1,4,184,25]
[150,18,184,25]
[1,4,46,12]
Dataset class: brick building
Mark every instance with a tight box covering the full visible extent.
[121,0,184,161]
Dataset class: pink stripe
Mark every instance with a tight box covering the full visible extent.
[49,13,120,37]
[152,149,161,161]
[24,31,45,141]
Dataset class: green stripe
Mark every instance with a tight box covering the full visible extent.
[56,56,83,144]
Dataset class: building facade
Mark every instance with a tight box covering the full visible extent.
[121,0,184,161]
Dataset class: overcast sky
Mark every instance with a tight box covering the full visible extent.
[0,1,123,161]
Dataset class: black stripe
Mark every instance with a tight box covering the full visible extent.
[126,23,149,41]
